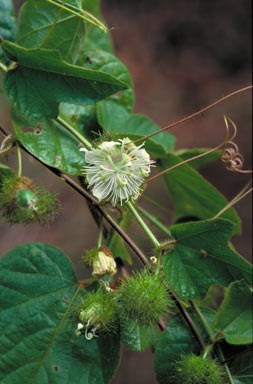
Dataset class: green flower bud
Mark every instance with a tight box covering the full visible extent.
[173,354,227,384]
[77,288,118,337]
[0,176,61,225]
[117,269,172,326]
[93,246,117,277]
[83,246,117,278]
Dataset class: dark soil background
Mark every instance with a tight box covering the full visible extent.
[0,1,252,383]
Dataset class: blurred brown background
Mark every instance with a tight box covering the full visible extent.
[0,0,252,383]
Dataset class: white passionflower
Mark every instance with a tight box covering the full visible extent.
[80,138,154,206]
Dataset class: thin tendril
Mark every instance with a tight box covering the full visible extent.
[134,85,252,144]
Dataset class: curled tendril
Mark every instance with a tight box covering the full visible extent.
[222,116,252,174]
[150,256,157,265]
[84,319,99,340]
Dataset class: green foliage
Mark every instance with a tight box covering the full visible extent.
[16,0,85,64]
[0,0,16,62]
[211,280,253,344]
[154,308,216,384]
[117,269,172,326]
[229,348,253,384]
[0,1,252,382]
[82,0,114,53]
[160,153,241,233]
[120,318,159,352]
[0,162,15,187]
[0,242,120,384]
[77,48,134,112]
[163,219,252,299]
[173,354,227,384]
[175,148,222,169]
[97,100,176,158]
[2,40,128,121]
[11,110,85,175]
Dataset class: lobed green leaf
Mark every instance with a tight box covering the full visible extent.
[77,48,134,112]
[16,0,85,64]
[160,153,241,233]
[163,219,252,299]
[97,100,176,158]
[211,280,253,345]
[2,41,128,121]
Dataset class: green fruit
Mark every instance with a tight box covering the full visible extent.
[174,354,227,384]
[117,270,172,326]
[78,288,117,333]
[16,189,37,208]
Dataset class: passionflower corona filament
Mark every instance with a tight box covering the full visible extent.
[80,138,154,205]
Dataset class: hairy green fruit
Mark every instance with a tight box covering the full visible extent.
[16,189,37,208]
[77,287,118,335]
[117,270,172,326]
[173,354,227,384]
[0,176,61,225]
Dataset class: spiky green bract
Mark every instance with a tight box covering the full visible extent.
[0,176,61,225]
[78,287,118,333]
[173,354,227,384]
[82,248,99,267]
[117,269,172,326]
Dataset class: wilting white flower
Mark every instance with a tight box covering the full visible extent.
[80,138,154,205]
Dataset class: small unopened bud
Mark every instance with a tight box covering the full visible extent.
[92,246,117,277]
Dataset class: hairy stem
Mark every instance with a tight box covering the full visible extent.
[137,205,172,237]
[134,85,253,144]
[126,201,161,249]
[57,116,93,150]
